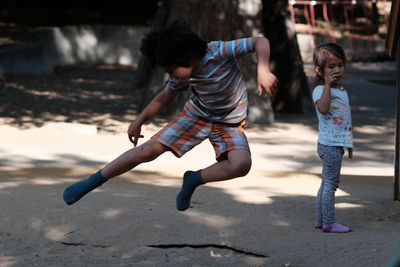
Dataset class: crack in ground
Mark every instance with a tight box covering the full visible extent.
[147,243,267,258]
[60,241,107,248]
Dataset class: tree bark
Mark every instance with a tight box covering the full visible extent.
[133,1,169,113]
[261,0,311,113]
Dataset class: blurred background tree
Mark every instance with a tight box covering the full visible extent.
[262,0,310,113]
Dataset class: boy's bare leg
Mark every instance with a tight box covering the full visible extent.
[201,150,252,182]
[63,139,168,205]
[101,139,168,178]
[176,150,251,211]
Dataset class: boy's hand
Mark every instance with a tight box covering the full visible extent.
[257,68,278,101]
[348,148,353,159]
[128,120,144,147]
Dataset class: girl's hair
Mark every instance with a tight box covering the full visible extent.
[140,20,208,68]
[313,42,346,85]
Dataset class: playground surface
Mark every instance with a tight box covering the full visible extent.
[0,61,399,266]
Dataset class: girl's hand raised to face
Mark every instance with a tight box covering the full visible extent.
[325,69,339,87]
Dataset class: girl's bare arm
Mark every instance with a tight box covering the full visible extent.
[316,84,331,114]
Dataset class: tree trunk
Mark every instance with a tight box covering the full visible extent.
[261,0,311,113]
[133,1,169,113]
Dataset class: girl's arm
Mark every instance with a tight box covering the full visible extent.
[315,65,338,114]
[348,148,353,159]
[315,84,331,114]
[128,89,178,146]
[253,37,278,101]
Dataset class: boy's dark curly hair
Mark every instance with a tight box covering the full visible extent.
[140,20,208,68]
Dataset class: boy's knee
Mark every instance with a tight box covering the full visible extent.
[138,141,164,162]
[231,157,252,177]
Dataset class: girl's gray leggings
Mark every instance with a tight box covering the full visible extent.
[316,143,344,224]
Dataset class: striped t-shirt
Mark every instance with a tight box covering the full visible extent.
[165,38,254,124]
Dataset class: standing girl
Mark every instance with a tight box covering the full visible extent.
[312,43,353,233]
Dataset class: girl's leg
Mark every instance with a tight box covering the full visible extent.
[176,149,251,211]
[319,145,351,233]
[315,143,325,228]
[63,139,168,205]
[320,146,342,224]
[315,181,324,228]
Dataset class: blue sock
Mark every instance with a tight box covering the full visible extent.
[176,170,204,211]
[63,170,107,205]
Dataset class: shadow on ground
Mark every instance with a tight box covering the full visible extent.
[0,64,141,133]
[0,167,399,266]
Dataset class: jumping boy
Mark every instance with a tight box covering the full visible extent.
[63,21,278,211]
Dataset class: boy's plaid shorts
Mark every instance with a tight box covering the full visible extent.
[151,111,250,161]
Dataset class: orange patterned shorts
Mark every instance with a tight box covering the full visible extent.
[152,111,250,161]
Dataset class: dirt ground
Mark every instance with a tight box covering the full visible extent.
[0,61,399,267]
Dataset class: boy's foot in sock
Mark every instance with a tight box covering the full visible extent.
[63,170,107,205]
[176,170,204,211]
[322,222,352,233]
[315,221,322,229]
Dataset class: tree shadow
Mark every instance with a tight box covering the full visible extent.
[0,64,141,133]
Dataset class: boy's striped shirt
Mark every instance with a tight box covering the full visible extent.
[165,37,254,124]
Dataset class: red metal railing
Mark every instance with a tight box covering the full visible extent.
[288,0,387,57]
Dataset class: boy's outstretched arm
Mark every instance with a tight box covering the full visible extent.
[128,89,178,146]
[253,37,278,101]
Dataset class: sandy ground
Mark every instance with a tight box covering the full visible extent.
[0,61,399,266]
